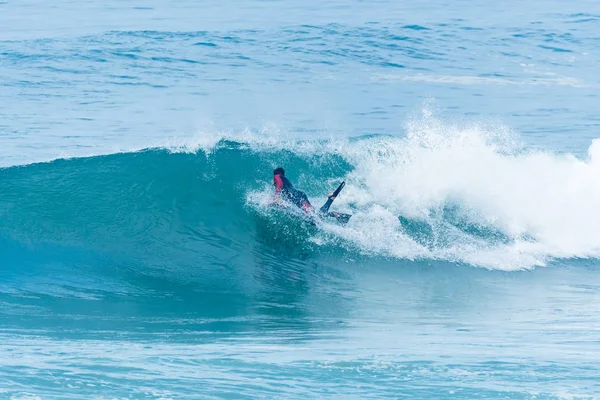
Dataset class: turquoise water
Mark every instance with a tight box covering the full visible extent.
[2,1,600,399]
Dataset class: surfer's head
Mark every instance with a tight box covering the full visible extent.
[273,167,285,176]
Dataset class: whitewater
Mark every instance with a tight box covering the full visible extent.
[2,0,600,399]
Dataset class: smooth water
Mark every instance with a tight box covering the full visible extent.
[1,1,600,399]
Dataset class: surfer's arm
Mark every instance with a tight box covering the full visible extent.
[273,174,284,197]
[271,174,285,204]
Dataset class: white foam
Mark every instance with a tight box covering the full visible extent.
[336,114,600,269]
[243,109,600,270]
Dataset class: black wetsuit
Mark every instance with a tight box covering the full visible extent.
[273,173,312,211]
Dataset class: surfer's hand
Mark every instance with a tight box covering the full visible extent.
[327,193,335,200]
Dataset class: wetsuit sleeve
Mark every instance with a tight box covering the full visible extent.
[273,174,283,195]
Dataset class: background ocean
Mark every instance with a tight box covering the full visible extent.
[1,0,600,398]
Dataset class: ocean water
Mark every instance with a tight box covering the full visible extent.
[2,0,600,398]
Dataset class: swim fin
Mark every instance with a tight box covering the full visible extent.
[325,211,352,225]
[319,181,345,214]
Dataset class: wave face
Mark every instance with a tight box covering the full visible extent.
[3,117,600,274]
